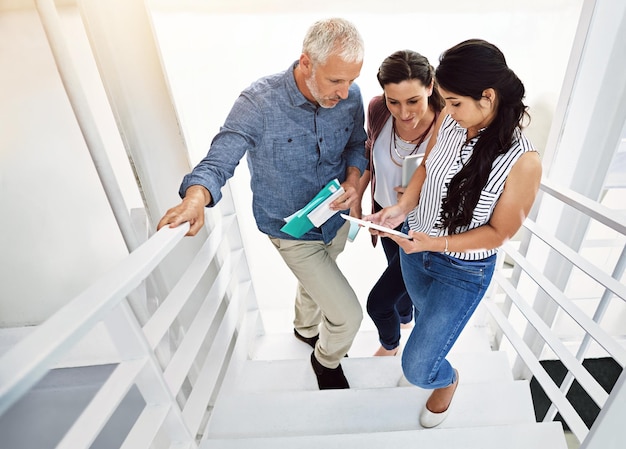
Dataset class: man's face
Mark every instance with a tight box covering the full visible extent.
[302,53,362,108]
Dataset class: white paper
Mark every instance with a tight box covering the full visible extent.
[307,186,345,227]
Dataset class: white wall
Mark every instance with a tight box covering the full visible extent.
[0,1,584,327]
[0,6,143,326]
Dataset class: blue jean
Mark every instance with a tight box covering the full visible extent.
[400,245,496,389]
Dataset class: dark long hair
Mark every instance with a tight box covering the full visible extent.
[377,50,445,112]
[435,39,529,234]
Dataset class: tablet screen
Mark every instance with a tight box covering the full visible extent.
[340,214,412,239]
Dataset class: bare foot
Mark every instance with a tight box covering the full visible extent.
[373,345,399,356]
[400,322,414,329]
[425,369,459,413]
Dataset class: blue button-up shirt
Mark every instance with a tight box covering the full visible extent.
[180,61,368,243]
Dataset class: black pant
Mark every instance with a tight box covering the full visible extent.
[366,202,414,350]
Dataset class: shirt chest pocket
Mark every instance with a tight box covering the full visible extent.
[318,119,355,164]
[271,133,319,172]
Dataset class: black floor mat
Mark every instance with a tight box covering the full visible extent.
[530,357,622,430]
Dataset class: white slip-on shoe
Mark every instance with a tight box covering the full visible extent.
[419,369,459,428]
[419,403,452,428]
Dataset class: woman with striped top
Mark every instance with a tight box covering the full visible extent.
[363,39,542,428]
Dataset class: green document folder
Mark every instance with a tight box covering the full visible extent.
[280,179,344,238]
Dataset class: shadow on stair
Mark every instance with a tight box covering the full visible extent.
[0,364,144,448]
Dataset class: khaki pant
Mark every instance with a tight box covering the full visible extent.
[269,222,362,368]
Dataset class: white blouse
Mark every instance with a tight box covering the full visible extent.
[372,116,430,209]
[407,114,537,261]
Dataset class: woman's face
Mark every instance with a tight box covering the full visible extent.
[439,87,496,133]
[383,79,433,131]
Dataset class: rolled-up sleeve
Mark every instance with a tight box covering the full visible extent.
[179,94,262,205]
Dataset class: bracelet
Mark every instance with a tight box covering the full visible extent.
[443,236,449,252]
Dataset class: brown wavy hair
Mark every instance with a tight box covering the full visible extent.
[377,49,445,113]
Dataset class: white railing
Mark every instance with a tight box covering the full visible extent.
[1,180,624,449]
[485,179,626,447]
[0,208,258,449]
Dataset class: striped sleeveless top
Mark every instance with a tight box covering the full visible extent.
[406,114,537,261]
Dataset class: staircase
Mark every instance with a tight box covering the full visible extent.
[2,179,622,448]
[199,309,568,449]
[1,193,621,448]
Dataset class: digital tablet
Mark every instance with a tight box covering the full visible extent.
[340,214,412,239]
[402,154,424,187]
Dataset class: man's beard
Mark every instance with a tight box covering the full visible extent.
[305,71,341,108]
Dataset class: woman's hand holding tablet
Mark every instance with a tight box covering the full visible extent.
[340,214,412,239]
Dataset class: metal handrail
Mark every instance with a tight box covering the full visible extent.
[486,180,625,445]
[0,223,189,417]
[0,215,254,448]
[540,180,626,235]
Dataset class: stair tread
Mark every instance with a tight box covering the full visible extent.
[251,324,492,361]
[230,350,512,392]
[206,380,536,438]
[201,422,567,449]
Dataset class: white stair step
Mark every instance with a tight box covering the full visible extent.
[205,380,535,438]
[201,422,567,449]
[251,324,492,360]
[230,350,512,392]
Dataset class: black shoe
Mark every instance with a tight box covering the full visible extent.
[310,352,349,390]
[294,329,319,348]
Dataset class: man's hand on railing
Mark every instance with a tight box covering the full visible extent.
[157,185,212,236]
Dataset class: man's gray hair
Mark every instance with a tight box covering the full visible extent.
[302,18,364,65]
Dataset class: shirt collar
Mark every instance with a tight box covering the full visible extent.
[285,60,315,109]
[451,118,486,143]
